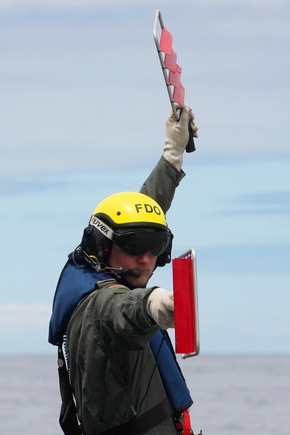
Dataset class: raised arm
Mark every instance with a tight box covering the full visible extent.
[140,105,198,214]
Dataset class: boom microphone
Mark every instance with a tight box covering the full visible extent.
[104,267,141,278]
[120,268,142,278]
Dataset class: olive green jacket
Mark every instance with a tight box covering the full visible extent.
[66,157,185,434]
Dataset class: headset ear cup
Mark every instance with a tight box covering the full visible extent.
[80,227,95,254]
[156,233,173,267]
[80,226,111,262]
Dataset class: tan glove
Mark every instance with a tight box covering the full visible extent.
[146,287,174,329]
[163,105,198,171]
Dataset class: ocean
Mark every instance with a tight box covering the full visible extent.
[0,354,289,434]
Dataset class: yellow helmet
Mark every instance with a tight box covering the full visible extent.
[91,191,167,229]
[80,192,173,267]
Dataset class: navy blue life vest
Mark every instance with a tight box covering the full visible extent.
[49,257,193,413]
[49,259,109,345]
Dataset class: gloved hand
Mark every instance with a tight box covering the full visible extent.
[163,105,198,171]
[146,287,174,329]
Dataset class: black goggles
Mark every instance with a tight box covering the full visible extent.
[113,229,171,257]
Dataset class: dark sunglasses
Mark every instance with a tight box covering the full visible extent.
[113,229,171,257]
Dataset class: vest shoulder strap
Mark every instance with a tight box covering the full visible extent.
[58,343,82,435]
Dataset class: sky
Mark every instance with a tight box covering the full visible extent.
[0,0,289,355]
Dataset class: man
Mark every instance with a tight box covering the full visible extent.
[49,105,198,434]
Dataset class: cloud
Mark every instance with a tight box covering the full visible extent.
[0,0,163,11]
[0,177,68,196]
[0,303,51,318]
[0,304,52,353]
[1,1,289,177]
[224,191,290,216]
[0,304,51,334]
[197,244,290,275]
[1,0,289,10]
[0,0,109,10]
